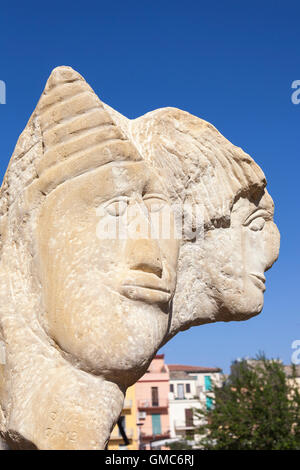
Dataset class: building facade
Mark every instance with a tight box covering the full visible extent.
[135,354,171,449]
[108,357,223,450]
[168,364,222,445]
[284,364,300,390]
[108,385,139,450]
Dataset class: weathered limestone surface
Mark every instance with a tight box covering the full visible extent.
[0,67,280,449]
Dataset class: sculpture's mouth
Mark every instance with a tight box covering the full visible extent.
[121,284,172,304]
[250,273,266,292]
[120,268,174,305]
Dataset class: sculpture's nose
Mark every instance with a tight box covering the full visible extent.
[124,200,164,278]
[126,239,163,278]
[264,222,280,271]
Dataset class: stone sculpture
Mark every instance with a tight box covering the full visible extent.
[0,67,280,449]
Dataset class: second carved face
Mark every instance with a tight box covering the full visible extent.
[203,189,280,321]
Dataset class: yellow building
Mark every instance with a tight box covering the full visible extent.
[108,385,139,450]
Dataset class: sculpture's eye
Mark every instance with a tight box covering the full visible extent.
[143,195,168,213]
[105,198,129,216]
[244,209,270,232]
[248,216,266,232]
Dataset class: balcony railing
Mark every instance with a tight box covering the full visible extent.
[140,430,170,442]
[138,399,168,409]
[174,420,195,430]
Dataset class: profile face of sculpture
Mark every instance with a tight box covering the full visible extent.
[0,67,280,449]
[129,106,280,335]
[202,189,280,321]
[37,160,179,376]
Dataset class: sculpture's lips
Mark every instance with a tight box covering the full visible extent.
[250,273,266,292]
[121,284,172,304]
[122,284,170,294]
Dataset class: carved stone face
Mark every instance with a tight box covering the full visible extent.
[203,189,280,321]
[37,161,179,378]
[128,107,280,334]
[0,67,281,450]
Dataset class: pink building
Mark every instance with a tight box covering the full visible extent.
[135,354,170,450]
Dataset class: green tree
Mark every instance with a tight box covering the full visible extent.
[196,355,300,450]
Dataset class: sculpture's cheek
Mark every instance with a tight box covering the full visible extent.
[38,234,171,377]
[199,225,265,320]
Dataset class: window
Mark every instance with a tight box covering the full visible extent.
[152,414,161,435]
[151,387,159,406]
[186,383,191,394]
[204,375,212,391]
[185,408,194,427]
[170,384,174,393]
[177,383,184,399]
[206,396,213,410]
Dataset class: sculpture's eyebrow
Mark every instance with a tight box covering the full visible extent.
[142,192,169,201]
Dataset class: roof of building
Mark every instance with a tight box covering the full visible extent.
[169,370,197,380]
[154,354,165,359]
[167,364,221,373]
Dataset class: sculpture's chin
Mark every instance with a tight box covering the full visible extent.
[217,290,265,322]
[45,296,170,386]
[48,334,157,386]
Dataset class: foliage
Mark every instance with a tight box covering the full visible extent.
[196,354,300,450]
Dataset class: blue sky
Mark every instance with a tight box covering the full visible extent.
[0,0,299,373]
